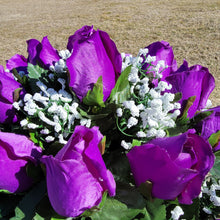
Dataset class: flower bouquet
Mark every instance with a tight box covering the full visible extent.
[0,25,219,220]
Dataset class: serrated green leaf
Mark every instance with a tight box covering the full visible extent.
[83,76,105,107]
[108,65,132,104]
[27,63,45,80]
[209,130,220,148]
[10,180,47,220]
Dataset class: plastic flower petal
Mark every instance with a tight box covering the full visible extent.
[127,130,214,204]
[165,60,215,118]
[66,25,122,101]
[0,132,42,193]
[41,126,116,217]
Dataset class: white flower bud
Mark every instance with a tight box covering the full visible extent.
[171,206,184,220]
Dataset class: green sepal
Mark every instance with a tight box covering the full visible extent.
[177,96,196,125]
[209,130,220,149]
[210,151,220,178]
[83,76,105,107]
[12,68,28,85]
[108,65,132,104]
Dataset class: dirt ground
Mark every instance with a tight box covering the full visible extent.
[0,0,219,105]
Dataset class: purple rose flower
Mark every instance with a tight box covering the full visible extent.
[0,132,42,193]
[6,36,59,73]
[66,25,122,101]
[41,126,116,217]
[127,130,214,204]
[143,41,178,82]
[0,65,23,123]
[196,106,220,151]
[165,60,215,118]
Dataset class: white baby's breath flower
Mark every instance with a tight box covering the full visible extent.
[20,119,28,127]
[127,117,138,128]
[45,136,55,143]
[121,140,132,150]
[116,108,123,117]
[40,128,50,135]
[138,48,149,56]
[171,206,184,220]
[12,102,20,110]
[202,207,212,215]
[27,123,39,129]
[136,131,146,138]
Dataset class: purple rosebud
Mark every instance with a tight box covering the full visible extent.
[41,126,116,217]
[196,106,220,151]
[143,41,178,81]
[127,130,214,204]
[165,60,215,118]
[66,25,122,101]
[0,132,42,193]
[0,67,23,123]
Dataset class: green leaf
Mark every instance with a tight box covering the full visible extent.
[27,63,45,80]
[210,155,220,178]
[10,180,47,220]
[145,199,166,220]
[209,130,220,148]
[91,197,145,220]
[83,76,105,107]
[12,68,27,85]
[132,139,142,147]
[179,198,200,220]
[108,65,132,104]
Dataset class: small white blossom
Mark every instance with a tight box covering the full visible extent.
[127,117,138,128]
[116,108,123,117]
[145,55,156,63]
[202,207,212,215]
[40,128,50,135]
[54,123,62,133]
[27,123,39,129]
[171,206,184,220]
[59,89,72,102]
[12,102,20,110]
[36,81,47,93]
[45,136,55,143]
[23,93,33,102]
[121,140,132,150]
[58,78,66,90]
[58,134,67,144]
[20,119,28,127]
[138,48,149,56]
[136,131,146,138]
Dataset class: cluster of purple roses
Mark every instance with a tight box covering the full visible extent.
[0,25,219,218]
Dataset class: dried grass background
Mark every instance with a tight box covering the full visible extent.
[0,0,219,105]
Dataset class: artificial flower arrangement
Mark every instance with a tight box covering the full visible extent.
[0,25,219,220]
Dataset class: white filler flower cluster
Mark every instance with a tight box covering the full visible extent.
[119,49,181,149]
[13,50,91,144]
[200,178,220,214]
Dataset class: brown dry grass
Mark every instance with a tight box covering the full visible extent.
[0,0,219,105]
